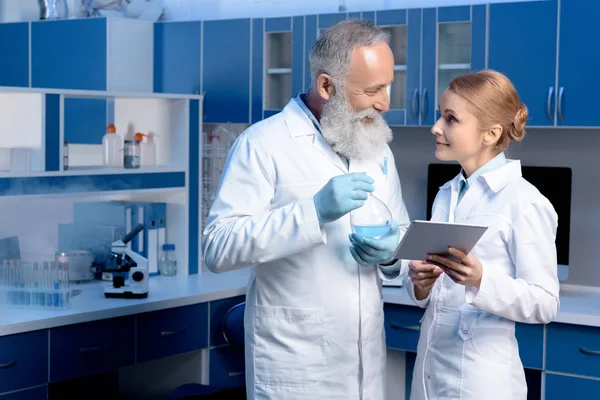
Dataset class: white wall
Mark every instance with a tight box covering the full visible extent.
[389,126,600,288]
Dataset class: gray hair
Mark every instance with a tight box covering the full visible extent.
[309,19,390,85]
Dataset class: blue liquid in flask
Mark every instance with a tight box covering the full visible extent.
[352,224,391,238]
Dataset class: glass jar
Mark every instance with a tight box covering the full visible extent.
[159,244,177,276]
[123,139,140,169]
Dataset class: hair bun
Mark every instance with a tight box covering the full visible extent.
[511,102,528,142]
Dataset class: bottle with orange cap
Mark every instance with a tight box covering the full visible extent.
[103,124,122,167]
[134,132,157,167]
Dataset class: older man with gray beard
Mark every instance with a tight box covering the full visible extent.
[202,19,411,400]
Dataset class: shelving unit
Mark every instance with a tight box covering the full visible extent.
[264,31,293,112]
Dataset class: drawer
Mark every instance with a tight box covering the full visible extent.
[210,296,245,347]
[209,346,245,389]
[515,323,544,369]
[546,323,600,378]
[0,330,47,394]
[49,316,135,382]
[137,303,209,363]
[0,330,48,393]
[545,373,600,400]
[0,385,47,400]
[384,304,425,352]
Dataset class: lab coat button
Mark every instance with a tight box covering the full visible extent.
[463,330,469,335]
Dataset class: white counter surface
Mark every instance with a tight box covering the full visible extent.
[2,268,600,337]
[383,283,600,328]
[0,269,251,337]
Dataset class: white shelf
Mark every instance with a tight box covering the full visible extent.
[438,63,471,71]
[0,166,184,179]
[266,68,293,75]
[0,86,204,100]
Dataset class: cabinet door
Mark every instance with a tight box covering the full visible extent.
[557,0,600,127]
[202,19,251,124]
[406,8,422,126]
[489,0,558,127]
[0,22,29,87]
[376,9,408,126]
[545,373,600,400]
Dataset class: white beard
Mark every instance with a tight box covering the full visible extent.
[320,90,392,161]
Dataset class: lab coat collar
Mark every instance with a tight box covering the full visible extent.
[438,159,522,192]
[282,98,348,172]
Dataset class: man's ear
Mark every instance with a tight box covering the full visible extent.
[316,73,335,100]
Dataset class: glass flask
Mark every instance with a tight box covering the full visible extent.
[350,194,393,239]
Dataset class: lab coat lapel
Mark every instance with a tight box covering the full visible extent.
[281,99,348,173]
[453,180,485,223]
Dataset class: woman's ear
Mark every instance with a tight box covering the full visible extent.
[483,124,503,147]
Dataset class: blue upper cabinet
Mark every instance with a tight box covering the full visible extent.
[489,0,558,127]
[203,19,251,124]
[0,23,29,87]
[376,9,408,126]
[154,21,201,94]
[32,18,153,92]
[557,0,600,127]
[318,13,348,31]
[255,16,305,122]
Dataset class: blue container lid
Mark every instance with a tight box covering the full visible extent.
[162,243,175,251]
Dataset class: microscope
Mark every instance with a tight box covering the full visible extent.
[104,223,150,299]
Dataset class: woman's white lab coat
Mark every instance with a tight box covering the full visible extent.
[408,159,560,400]
[202,99,411,400]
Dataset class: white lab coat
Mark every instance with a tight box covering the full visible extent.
[407,159,560,400]
[202,99,411,400]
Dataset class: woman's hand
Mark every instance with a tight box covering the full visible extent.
[408,260,443,300]
[426,247,483,288]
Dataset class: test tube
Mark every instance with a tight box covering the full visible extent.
[33,262,39,307]
[8,260,15,305]
[52,262,60,308]
[43,261,50,307]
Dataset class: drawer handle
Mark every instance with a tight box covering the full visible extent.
[229,371,244,377]
[79,345,107,354]
[579,348,600,356]
[0,360,17,369]
[390,323,420,332]
[161,329,187,337]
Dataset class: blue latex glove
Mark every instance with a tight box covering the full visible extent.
[348,221,401,265]
[313,173,375,224]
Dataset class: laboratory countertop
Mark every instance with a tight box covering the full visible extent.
[2,268,600,337]
[383,282,600,328]
[0,269,250,337]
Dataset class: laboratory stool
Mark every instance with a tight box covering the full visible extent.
[170,302,246,400]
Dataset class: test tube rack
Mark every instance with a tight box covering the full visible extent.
[0,260,71,309]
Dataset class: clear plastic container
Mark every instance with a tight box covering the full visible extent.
[159,244,177,276]
[134,132,157,167]
[103,124,122,167]
[350,194,393,239]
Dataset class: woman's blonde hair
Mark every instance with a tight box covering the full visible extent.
[448,69,528,150]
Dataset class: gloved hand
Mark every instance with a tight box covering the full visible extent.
[348,221,401,265]
[313,173,375,224]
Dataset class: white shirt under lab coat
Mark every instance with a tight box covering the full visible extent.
[407,159,560,400]
[202,98,411,400]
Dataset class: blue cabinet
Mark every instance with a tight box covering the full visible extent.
[488,0,558,127]
[64,98,107,145]
[546,322,600,378]
[0,385,47,400]
[31,18,153,92]
[557,0,600,127]
[202,19,251,123]
[209,346,245,389]
[384,303,425,352]
[0,23,29,87]
[154,21,202,94]
[137,303,209,363]
[49,316,135,382]
[545,373,600,400]
[0,330,47,394]
[515,323,544,369]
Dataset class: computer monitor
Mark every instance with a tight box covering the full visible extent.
[426,163,572,267]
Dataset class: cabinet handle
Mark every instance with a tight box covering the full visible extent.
[79,345,107,354]
[412,89,420,122]
[546,86,554,122]
[421,89,428,120]
[0,360,17,369]
[390,322,420,332]
[229,371,244,377]
[579,348,600,356]
[161,329,187,337]
[557,87,564,123]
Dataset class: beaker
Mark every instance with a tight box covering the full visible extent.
[350,194,392,238]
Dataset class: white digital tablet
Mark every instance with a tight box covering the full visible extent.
[393,220,488,261]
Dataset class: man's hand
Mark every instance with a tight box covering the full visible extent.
[348,221,400,265]
[313,173,375,224]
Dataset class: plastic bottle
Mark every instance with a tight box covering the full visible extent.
[103,124,122,167]
[134,132,157,167]
[159,244,177,276]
